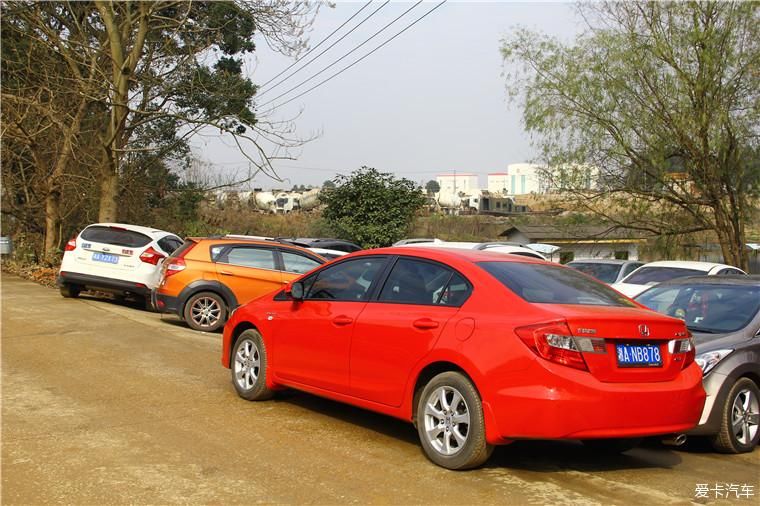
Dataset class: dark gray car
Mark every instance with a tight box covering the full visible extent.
[635,276,760,453]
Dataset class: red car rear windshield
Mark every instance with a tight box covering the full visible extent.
[478,261,635,307]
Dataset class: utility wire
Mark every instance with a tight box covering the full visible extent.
[265,1,447,111]
[259,0,423,106]
[257,1,391,97]
[258,1,373,89]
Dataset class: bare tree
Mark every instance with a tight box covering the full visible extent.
[3,1,317,226]
[503,1,759,269]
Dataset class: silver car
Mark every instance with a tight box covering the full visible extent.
[635,276,760,453]
[566,259,644,284]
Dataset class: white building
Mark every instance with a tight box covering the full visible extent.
[487,173,509,194]
[436,173,479,195]
[506,163,548,195]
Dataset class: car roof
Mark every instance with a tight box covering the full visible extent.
[188,236,323,254]
[307,247,348,256]
[567,259,638,265]
[649,275,760,287]
[396,241,481,249]
[638,260,735,270]
[87,222,176,237]
[354,246,546,264]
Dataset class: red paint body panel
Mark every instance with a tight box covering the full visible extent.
[222,247,706,444]
[350,303,459,406]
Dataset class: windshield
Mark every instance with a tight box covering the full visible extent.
[80,226,151,248]
[479,261,635,307]
[623,266,706,285]
[567,262,622,284]
[636,283,760,335]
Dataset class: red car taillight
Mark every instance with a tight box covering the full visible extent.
[163,257,186,277]
[672,337,696,369]
[139,246,165,265]
[515,321,588,371]
[64,235,77,251]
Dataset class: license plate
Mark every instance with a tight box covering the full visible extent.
[92,252,119,264]
[616,343,662,368]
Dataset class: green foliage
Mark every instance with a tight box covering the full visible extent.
[320,167,426,248]
[425,180,441,194]
[502,1,759,269]
[1,0,314,257]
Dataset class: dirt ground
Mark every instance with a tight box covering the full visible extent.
[2,275,758,505]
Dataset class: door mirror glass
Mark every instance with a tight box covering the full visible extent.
[290,281,305,300]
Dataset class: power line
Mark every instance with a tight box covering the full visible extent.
[264,1,447,111]
[257,1,391,97]
[259,1,423,107]
[258,1,373,89]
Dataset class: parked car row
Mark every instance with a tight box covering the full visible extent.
[564,258,747,294]
[56,225,759,470]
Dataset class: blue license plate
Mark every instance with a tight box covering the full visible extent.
[616,343,662,367]
[92,252,119,264]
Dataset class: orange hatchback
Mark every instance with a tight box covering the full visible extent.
[152,237,325,331]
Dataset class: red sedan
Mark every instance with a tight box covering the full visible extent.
[221,248,706,469]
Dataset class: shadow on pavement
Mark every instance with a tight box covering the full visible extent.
[77,292,151,311]
[272,390,420,446]
[265,389,685,471]
[485,438,683,472]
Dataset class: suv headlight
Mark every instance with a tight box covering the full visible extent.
[694,349,733,376]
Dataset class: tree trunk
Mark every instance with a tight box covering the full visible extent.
[713,205,748,271]
[98,167,119,222]
[95,1,149,225]
[43,189,61,261]
[43,97,88,261]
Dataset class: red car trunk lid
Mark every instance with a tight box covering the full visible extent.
[538,304,691,383]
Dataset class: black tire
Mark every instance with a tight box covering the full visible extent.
[416,371,493,470]
[231,329,274,401]
[711,378,760,453]
[582,438,642,454]
[136,296,151,312]
[183,291,227,332]
[59,284,81,298]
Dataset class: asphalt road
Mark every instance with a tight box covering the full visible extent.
[2,275,758,505]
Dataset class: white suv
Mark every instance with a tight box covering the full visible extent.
[57,223,182,306]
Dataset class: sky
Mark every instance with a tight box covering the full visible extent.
[191,1,584,190]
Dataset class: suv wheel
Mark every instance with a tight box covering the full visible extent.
[232,329,274,401]
[416,372,493,469]
[183,291,227,332]
[711,378,760,453]
[60,284,81,298]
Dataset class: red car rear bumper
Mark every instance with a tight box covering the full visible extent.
[483,359,706,443]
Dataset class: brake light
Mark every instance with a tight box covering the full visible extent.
[671,337,696,369]
[139,246,165,265]
[64,235,77,251]
[163,257,186,277]
[515,321,588,371]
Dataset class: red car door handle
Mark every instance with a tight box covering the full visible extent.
[220,270,233,276]
[413,318,439,330]
[332,315,354,326]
